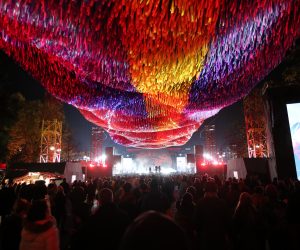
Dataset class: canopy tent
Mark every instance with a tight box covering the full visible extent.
[6,162,84,183]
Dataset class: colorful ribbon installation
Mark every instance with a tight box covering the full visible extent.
[0,0,299,148]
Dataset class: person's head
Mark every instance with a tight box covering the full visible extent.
[98,188,113,205]
[123,182,132,193]
[237,192,252,207]
[214,175,220,183]
[201,174,208,183]
[150,178,159,192]
[139,178,145,186]
[47,183,57,194]
[205,181,218,194]
[33,181,47,200]
[140,183,148,193]
[194,178,200,185]
[102,180,110,189]
[57,185,65,194]
[8,178,14,186]
[272,177,278,185]
[72,186,85,202]
[265,184,278,200]
[120,211,189,250]
[231,182,239,191]
[186,186,196,199]
[254,186,264,195]
[27,199,49,222]
[179,192,194,214]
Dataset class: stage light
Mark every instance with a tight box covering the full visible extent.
[83,156,90,161]
[203,153,213,160]
[89,163,95,168]
[95,154,107,164]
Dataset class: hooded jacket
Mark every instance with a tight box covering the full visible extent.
[19,216,59,250]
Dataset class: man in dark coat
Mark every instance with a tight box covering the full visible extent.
[71,188,130,250]
[194,180,230,250]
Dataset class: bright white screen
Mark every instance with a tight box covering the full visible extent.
[287,103,300,180]
[176,157,186,172]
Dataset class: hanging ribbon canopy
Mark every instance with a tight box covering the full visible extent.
[0,0,299,148]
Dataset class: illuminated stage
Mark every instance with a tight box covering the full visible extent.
[112,150,196,175]
[113,161,196,176]
[112,160,227,178]
[82,147,228,177]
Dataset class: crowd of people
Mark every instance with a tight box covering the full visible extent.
[0,174,299,250]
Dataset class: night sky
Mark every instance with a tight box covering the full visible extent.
[0,50,244,153]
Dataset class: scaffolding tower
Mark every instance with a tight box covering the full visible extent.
[39,119,62,163]
[243,88,268,158]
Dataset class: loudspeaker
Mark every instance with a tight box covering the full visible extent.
[227,158,271,182]
[187,154,195,164]
[105,147,114,157]
[194,145,203,156]
[194,145,204,170]
[243,158,270,181]
[113,155,122,165]
[105,147,114,164]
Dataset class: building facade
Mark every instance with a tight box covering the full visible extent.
[90,127,106,161]
[204,124,217,158]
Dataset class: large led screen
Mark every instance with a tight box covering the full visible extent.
[286,103,300,180]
